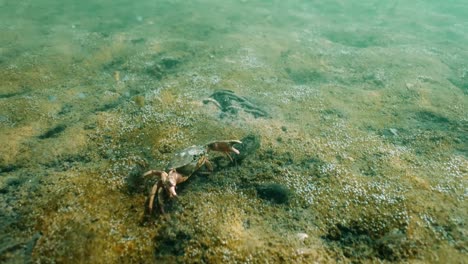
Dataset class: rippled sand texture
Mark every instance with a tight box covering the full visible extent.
[1,0,467,263]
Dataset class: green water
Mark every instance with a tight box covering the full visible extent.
[1,0,467,263]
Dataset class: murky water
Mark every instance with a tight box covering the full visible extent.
[1,0,467,263]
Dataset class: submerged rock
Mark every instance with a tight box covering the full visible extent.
[296,232,309,242]
[232,134,261,163]
[203,90,268,118]
[255,183,291,204]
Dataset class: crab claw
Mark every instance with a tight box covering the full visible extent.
[168,186,177,197]
[206,140,242,161]
[230,146,240,155]
[207,140,242,154]
[166,169,189,197]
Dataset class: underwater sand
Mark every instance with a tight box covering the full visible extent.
[1,0,467,263]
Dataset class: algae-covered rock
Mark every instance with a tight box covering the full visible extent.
[255,183,291,204]
[232,134,261,163]
[203,90,269,118]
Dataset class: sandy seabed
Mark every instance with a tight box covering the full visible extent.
[1,0,467,263]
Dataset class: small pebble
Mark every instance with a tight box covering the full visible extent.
[389,128,398,136]
[77,92,86,99]
[296,232,308,242]
[114,71,120,82]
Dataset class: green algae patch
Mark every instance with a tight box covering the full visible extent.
[152,190,331,263]
[30,169,154,263]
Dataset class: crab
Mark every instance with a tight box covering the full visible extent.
[143,140,242,214]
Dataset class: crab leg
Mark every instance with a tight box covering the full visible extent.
[143,170,165,178]
[148,182,160,214]
[157,182,166,214]
[144,170,168,214]
[206,140,242,162]
[204,159,213,171]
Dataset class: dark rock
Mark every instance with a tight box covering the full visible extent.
[233,134,261,163]
[285,67,327,84]
[146,56,182,80]
[255,183,291,204]
[0,164,18,173]
[323,224,418,261]
[38,124,67,139]
[160,57,180,69]
[203,90,269,118]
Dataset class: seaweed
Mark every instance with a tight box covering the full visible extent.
[285,67,327,84]
[154,217,192,259]
[0,92,23,99]
[43,153,91,171]
[323,29,388,48]
[58,104,73,116]
[146,56,183,80]
[203,90,269,118]
[323,223,418,261]
[416,110,451,125]
[0,164,19,174]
